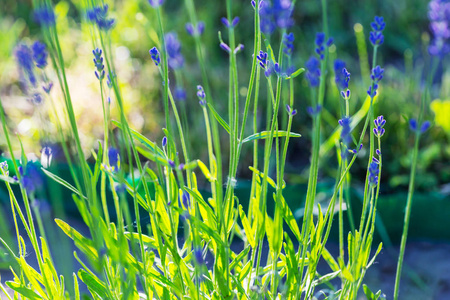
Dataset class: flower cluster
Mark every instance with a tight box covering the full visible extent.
[15,44,37,87]
[256,51,279,77]
[86,5,115,31]
[306,104,322,116]
[34,5,56,27]
[428,0,450,56]
[148,0,164,7]
[409,119,431,134]
[339,117,352,148]
[93,48,105,80]
[19,162,44,194]
[373,115,386,138]
[0,161,9,176]
[259,0,294,35]
[175,87,186,101]
[32,41,48,69]
[108,148,120,171]
[220,41,244,55]
[185,22,205,36]
[369,16,386,46]
[283,32,294,56]
[334,59,351,99]
[15,41,51,96]
[368,157,380,186]
[285,104,297,116]
[315,32,333,60]
[367,65,384,97]
[197,85,206,106]
[305,56,321,87]
[149,47,161,66]
[165,32,184,69]
[221,17,240,28]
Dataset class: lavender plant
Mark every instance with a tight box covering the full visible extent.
[0,0,432,299]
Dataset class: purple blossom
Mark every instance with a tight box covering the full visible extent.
[15,44,37,87]
[334,59,350,91]
[149,47,161,66]
[197,85,206,106]
[93,48,105,80]
[367,66,384,97]
[283,32,294,56]
[175,87,186,101]
[185,21,205,36]
[368,158,379,186]
[285,104,297,116]
[259,0,294,35]
[428,0,450,56]
[165,32,184,69]
[369,16,386,46]
[43,82,53,94]
[108,148,120,170]
[339,116,352,147]
[34,5,56,27]
[305,56,321,87]
[86,5,115,31]
[32,41,48,69]
[222,17,240,28]
[20,162,44,194]
[148,0,164,7]
[315,32,333,60]
[373,115,386,137]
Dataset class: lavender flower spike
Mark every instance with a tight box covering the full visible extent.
[197,85,206,106]
[148,0,164,7]
[149,47,161,66]
[369,16,386,46]
[32,41,48,69]
[34,5,56,27]
[373,115,386,137]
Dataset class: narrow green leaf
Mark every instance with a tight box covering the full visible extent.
[5,282,43,300]
[42,168,86,199]
[322,247,340,273]
[238,205,256,248]
[112,120,165,158]
[230,246,251,270]
[279,194,301,243]
[78,269,108,298]
[207,103,230,134]
[286,67,305,79]
[242,131,301,143]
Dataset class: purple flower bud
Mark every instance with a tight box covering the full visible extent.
[420,121,431,133]
[409,119,417,131]
[185,23,195,36]
[162,136,167,147]
[182,191,190,208]
[149,47,161,66]
[168,160,175,168]
[43,82,53,94]
[220,42,231,53]
[376,149,381,156]
[178,163,185,170]
[108,148,120,170]
[234,44,244,54]
[232,17,240,27]
[148,0,164,8]
[194,248,204,265]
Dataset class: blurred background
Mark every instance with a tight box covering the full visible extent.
[0,0,449,298]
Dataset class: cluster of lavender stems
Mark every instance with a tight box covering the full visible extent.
[4,0,446,299]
